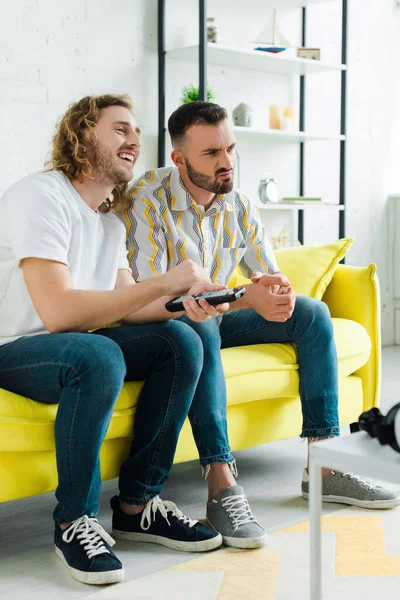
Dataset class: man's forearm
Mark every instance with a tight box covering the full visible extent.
[123,295,184,324]
[47,280,167,333]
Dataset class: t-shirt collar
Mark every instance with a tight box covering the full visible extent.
[61,173,100,220]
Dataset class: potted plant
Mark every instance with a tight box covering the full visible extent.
[180,84,215,104]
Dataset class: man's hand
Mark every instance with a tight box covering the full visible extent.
[182,282,229,323]
[159,260,210,296]
[246,272,296,322]
[251,271,290,295]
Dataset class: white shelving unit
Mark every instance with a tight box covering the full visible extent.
[233,126,345,144]
[258,203,345,211]
[167,43,346,76]
[158,0,348,244]
[268,0,341,7]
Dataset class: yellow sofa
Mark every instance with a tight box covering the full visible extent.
[0,263,380,504]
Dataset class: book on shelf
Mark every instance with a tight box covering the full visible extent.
[281,197,323,204]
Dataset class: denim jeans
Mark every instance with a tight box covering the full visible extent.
[0,297,338,523]
[180,295,340,450]
[0,321,205,523]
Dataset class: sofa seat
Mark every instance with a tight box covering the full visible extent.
[0,262,382,503]
[0,317,371,454]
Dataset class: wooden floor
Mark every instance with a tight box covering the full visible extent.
[1,347,399,600]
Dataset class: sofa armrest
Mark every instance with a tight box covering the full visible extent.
[322,264,381,411]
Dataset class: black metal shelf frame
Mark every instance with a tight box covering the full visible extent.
[158,0,348,243]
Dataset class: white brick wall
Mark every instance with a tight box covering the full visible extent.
[0,0,158,192]
[345,0,400,344]
[1,0,400,343]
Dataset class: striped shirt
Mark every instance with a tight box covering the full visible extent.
[122,166,278,285]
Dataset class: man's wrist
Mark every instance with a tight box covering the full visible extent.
[234,283,253,310]
[134,276,168,300]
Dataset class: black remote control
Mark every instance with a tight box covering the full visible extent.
[165,286,246,313]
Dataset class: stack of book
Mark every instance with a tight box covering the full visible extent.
[280,197,324,205]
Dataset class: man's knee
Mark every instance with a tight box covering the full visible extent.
[152,319,205,377]
[178,315,221,346]
[294,297,333,335]
[72,334,126,384]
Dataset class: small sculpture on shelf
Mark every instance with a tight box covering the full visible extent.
[271,225,301,250]
[232,103,253,127]
[207,17,219,44]
[253,9,291,54]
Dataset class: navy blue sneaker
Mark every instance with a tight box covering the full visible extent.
[111,495,222,552]
[55,515,125,585]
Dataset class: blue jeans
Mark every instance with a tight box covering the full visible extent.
[0,321,206,524]
[0,297,338,523]
[180,295,340,443]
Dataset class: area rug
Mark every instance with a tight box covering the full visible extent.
[83,507,400,600]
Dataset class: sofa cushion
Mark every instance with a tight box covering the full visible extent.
[0,317,371,444]
[223,318,370,406]
[229,238,355,300]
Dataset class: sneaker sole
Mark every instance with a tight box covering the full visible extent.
[55,546,125,585]
[220,534,267,549]
[302,491,400,510]
[112,529,223,552]
[206,520,267,549]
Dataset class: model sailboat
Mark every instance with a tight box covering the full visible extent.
[254,9,291,54]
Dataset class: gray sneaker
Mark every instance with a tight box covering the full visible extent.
[302,468,400,509]
[206,485,266,549]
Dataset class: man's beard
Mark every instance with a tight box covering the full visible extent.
[88,141,132,187]
[185,158,234,194]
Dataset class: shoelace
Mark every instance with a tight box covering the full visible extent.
[62,515,115,559]
[336,471,381,491]
[140,496,198,531]
[220,494,257,532]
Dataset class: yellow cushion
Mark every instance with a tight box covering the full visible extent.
[223,318,370,406]
[229,238,355,300]
[0,317,370,452]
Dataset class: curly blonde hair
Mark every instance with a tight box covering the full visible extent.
[46,94,134,214]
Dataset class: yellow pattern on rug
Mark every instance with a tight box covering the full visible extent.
[165,546,281,599]
[283,515,400,576]
[160,514,400,599]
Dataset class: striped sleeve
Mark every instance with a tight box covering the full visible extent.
[124,195,168,282]
[238,197,279,276]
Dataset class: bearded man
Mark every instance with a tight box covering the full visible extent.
[123,101,399,551]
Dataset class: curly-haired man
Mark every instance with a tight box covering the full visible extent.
[0,95,229,585]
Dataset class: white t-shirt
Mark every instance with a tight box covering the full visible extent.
[0,171,129,346]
